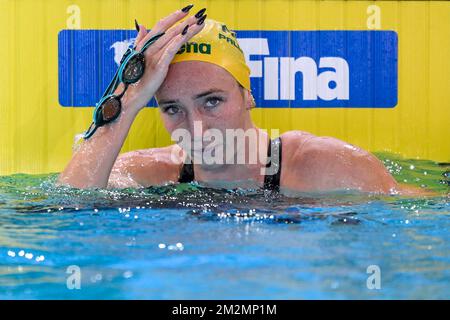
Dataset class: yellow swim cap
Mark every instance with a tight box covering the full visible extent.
[170,19,251,90]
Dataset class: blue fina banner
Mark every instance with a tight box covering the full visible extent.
[58,30,397,108]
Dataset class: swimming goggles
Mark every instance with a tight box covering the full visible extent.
[83,32,165,139]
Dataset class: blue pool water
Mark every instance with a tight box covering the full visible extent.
[0,153,448,299]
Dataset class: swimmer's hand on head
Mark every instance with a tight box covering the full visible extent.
[57,6,206,189]
[112,6,205,116]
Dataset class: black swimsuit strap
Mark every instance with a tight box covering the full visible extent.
[177,137,283,191]
[178,158,194,183]
[263,137,282,191]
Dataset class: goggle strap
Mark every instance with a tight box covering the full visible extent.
[102,47,134,97]
[140,32,165,53]
[101,69,120,98]
[83,122,98,140]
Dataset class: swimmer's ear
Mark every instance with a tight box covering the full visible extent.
[244,89,255,110]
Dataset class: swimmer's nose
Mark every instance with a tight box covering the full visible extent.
[186,115,211,152]
[187,114,210,136]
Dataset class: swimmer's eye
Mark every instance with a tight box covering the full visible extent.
[162,105,180,115]
[204,96,224,109]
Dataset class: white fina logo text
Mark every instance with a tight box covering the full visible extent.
[238,38,350,101]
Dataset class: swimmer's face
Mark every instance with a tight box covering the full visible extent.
[155,61,252,152]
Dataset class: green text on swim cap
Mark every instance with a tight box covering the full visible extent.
[177,42,211,55]
[218,33,243,53]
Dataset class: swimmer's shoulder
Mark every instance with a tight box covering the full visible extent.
[280,131,398,193]
[107,144,184,188]
[280,130,316,153]
[279,130,317,167]
[281,131,360,161]
[279,130,319,190]
[281,131,365,171]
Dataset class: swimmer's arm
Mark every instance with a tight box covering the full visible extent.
[56,91,140,189]
[57,8,205,189]
[288,137,398,194]
[107,153,143,189]
[107,146,183,189]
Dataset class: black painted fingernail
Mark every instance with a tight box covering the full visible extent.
[134,19,140,32]
[197,14,207,25]
[195,8,206,19]
[182,25,189,35]
[181,4,194,13]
